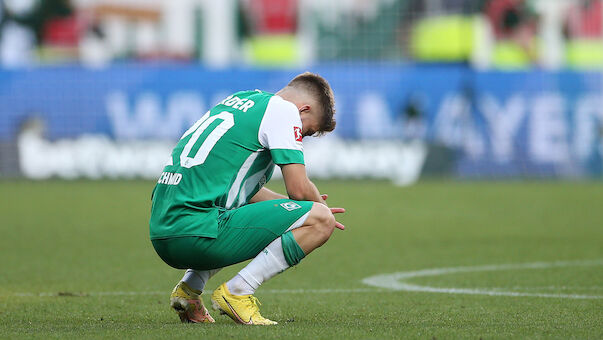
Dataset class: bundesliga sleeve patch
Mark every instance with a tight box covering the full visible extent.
[293,127,303,142]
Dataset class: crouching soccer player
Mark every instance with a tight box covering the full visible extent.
[149,72,345,325]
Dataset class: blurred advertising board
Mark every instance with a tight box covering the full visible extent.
[1,64,601,179]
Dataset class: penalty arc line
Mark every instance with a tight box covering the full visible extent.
[9,260,602,300]
[361,259,603,300]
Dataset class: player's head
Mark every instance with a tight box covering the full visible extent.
[279,72,336,137]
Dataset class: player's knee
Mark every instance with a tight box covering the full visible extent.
[311,203,334,226]
[310,203,336,242]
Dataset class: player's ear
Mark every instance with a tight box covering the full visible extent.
[298,104,311,115]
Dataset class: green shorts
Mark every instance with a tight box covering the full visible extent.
[151,199,313,270]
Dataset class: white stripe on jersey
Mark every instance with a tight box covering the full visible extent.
[237,161,274,207]
[226,150,260,209]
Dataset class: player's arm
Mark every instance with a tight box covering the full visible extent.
[248,165,324,204]
[280,163,326,204]
[249,187,287,203]
[256,96,324,205]
[281,163,346,230]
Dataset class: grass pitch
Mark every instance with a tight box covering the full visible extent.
[1,180,602,339]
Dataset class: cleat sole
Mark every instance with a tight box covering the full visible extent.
[171,297,215,324]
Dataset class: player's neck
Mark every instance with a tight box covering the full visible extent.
[276,87,312,111]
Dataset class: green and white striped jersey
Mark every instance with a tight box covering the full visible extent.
[150,90,304,240]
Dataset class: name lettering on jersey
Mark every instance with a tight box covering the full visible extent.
[220,95,255,112]
[157,171,182,185]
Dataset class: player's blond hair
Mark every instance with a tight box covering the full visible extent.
[287,72,336,136]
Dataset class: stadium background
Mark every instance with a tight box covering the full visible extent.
[1,1,602,339]
[0,0,601,181]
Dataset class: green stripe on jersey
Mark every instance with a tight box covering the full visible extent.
[271,149,304,165]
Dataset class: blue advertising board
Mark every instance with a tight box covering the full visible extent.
[0,64,601,177]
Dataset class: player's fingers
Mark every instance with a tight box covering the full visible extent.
[335,221,345,230]
[330,207,345,214]
[321,194,328,201]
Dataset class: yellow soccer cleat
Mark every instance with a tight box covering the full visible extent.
[170,281,215,323]
[210,283,277,325]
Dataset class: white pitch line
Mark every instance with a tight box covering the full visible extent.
[487,285,603,291]
[262,288,388,294]
[9,260,603,299]
[11,288,386,298]
[361,259,603,300]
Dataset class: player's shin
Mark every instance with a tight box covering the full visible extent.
[227,232,306,295]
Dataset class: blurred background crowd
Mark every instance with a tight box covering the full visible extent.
[0,0,601,70]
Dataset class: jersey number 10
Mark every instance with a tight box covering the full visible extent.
[179,111,235,168]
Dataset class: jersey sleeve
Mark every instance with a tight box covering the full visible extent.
[258,95,305,165]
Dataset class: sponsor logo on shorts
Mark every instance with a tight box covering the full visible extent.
[280,202,302,211]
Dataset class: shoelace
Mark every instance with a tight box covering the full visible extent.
[249,296,261,308]
[248,296,263,317]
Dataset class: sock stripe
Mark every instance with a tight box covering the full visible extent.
[281,231,306,266]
